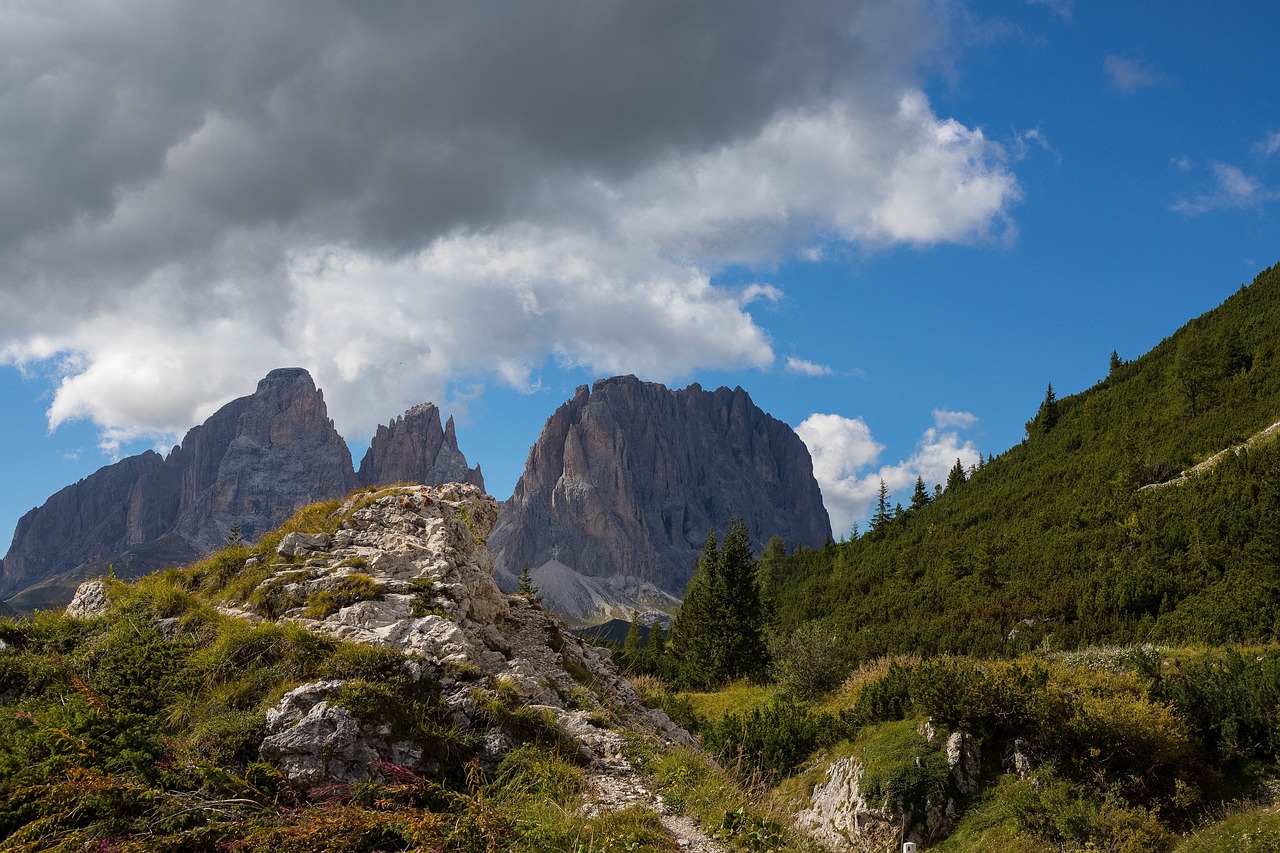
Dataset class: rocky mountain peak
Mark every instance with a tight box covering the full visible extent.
[488,375,831,622]
[357,402,484,491]
[1,370,478,609]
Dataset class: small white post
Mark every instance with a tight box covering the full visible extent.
[902,844,918,853]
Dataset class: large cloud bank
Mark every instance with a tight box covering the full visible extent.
[0,1,1019,447]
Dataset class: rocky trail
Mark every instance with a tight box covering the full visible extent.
[582,753,727,853]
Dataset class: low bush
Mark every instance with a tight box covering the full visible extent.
[702,700,842,782]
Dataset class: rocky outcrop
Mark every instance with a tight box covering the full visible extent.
[358,403,484,492]
[489,375,830,607]
[794,723,980,852]
[209,482,688,789]
[2,371,485,608]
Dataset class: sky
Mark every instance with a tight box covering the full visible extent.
[1,0,1278,547]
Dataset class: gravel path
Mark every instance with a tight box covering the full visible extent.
[581,754,728,852]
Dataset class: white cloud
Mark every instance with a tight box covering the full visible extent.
[1173,162,1279,216]
[1171,155,1192,173]
[786,357,834,377]
[1104,55,1159,93]
[797,412,981,536]
[933,408,978,429]
[0,3,1021,449]
[1257,131,1280,157]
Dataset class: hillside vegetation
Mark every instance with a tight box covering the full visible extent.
[609,262,1280,852]
[0,489,814,852]
[769,262,1280,658]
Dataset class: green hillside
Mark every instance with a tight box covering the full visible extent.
[771,261,1280,657]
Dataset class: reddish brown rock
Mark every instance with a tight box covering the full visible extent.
[358,403,484,492]
[488,375,830,600]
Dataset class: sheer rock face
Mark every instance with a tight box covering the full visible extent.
[1,368,354,598]
[488,375,831,599]
[358,403,484,492]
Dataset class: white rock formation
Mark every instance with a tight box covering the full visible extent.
[65,579,111,619]
[245,482,691,788]
[794,723,981,852]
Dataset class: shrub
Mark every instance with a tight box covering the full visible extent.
[853,718,950,810]
[769,621,851,700]
[702,700,842,781]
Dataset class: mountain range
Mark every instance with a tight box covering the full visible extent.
[0,368,484,611]
[0,370,830,620]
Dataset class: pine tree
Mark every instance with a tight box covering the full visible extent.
[1109,350,1123,375]
[718,520,769,680]
[1040,383,1059,432]
[910,476,931,511]
[758,535,787,630]
[946,458,967,492]
[621,618,643,673]
[668,521,769,688]
[516,565,539,601]
[648,619,666,659]
[869,479,891,537]
[668,530,724,688]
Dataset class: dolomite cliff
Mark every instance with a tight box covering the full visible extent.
[358,402,484,491]
[1,370,481,608]
[488,375,831,620]
[0,369,354,601]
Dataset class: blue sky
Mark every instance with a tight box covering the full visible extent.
[2,1,1278,546]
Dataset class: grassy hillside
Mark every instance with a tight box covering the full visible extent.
[0,493,813,852]
[770,262,1280,658]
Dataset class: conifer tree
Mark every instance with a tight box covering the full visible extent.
[910,476,931,511]
[1040,383,1059,432]
[869,479,891,536]
[1110,350,1123,375]
[648,619,666,659]
[621,618,643,673]
[668,521,769,688]
[516,565,539,601]
[946,458,967,492]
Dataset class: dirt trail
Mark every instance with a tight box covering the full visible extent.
[581,753,728,852]
[1139,417,1280,492]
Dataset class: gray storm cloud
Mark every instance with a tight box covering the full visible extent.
[0,0,1018,447]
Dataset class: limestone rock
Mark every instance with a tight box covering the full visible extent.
[358,403,484,491]
[260,681,422,787]
[276,532,333,557]
[65,580,110,619]
[249,483,692,790]
[489,376,831,607]
[795,727,980,851]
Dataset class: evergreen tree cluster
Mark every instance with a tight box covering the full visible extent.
[666,520,770,689]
